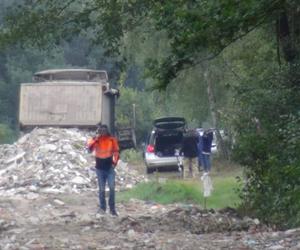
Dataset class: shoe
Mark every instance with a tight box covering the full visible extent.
[110,210,118,217]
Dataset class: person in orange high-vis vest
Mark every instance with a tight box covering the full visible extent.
[87,124,120,216]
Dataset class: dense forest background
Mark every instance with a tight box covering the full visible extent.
[0,2,217,145]
[0,0,299,228]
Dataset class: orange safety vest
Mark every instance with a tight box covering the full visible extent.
[87,135,120,164]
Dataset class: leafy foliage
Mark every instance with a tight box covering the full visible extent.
[233,64,300,229]
[1,1,295,88]
[0,123,16,143]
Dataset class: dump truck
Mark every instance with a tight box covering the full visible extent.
[18,69,136,149]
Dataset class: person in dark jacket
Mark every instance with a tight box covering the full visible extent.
[180,129,199,178]
[201,129,214,173]
[197,129,204,170]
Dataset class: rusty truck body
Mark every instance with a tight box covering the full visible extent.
[19,69,135,149]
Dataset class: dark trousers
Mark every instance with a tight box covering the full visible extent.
[202,153,211,172]
[95,166,116,212]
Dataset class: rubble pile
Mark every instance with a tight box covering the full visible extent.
[0,219,16,233]
[0,127,147,196]
[118,200,265,234]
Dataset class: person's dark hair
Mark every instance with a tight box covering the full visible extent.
[96,124,110,135]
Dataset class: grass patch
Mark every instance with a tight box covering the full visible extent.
[120,149,143,165]
[206,175,241,209]
[117,174,241,209]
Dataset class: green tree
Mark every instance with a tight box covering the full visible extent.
[0,1,295,76]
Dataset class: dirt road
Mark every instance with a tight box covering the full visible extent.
[1,191,300,250]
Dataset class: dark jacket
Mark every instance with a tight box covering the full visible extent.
[181,134,199,158]
[202,131,213,153]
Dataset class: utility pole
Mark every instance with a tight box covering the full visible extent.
[132,103,136,129]
[204,68,229,160]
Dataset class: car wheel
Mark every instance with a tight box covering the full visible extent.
[146,166,154,174]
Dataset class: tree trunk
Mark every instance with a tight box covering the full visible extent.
[277,11,297,63]
[204,69,230,160]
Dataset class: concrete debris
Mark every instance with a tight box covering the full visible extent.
[117,200,269,235]
[53,199,65,206]
[0,194,299,250]
[0,127,147,196]
[0,219,16,232]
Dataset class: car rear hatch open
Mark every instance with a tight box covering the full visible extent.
[152,117,186,157]
[153,117,186,130]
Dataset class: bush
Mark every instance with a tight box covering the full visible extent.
[0,123,17,144]
[233,65,300,229]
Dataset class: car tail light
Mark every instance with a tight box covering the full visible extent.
[146,144,155,153]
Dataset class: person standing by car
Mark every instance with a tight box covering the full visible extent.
[180,129,199,178]
[196,128,204,171]
[201,129,214,173]
[87,124,120,216]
